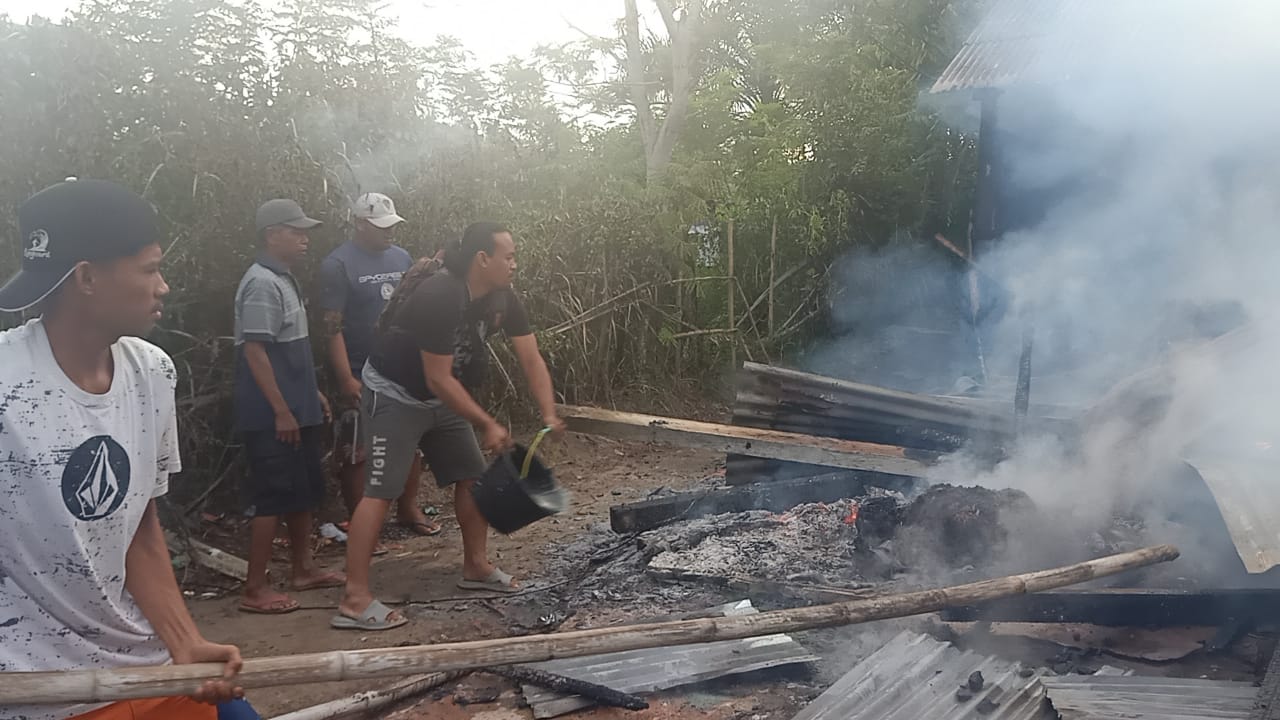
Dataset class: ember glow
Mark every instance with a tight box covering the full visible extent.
[843,504,860,526]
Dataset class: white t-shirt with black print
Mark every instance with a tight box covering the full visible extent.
[0,319,180,720]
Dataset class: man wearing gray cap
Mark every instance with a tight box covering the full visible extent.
[233,198,344,615]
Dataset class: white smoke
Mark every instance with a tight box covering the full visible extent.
[936,0,1280,584]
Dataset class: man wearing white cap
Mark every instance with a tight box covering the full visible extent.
[319,193,439,537]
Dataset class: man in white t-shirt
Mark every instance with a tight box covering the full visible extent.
[0,179,244,720]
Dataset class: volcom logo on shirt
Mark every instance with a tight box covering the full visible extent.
[61,436,132,521]
[381,283,395,300]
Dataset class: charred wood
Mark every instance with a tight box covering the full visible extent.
[487,665,648,711]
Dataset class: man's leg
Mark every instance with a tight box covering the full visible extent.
[338,387,427,624]
[339,494,393,617]
[242,515,297,611]
[240,431,299,613]
[396,451,440,534]
[336,409,366,517]
[421,408,517,588]
[340,461,365,517]
[290,427,344,590]
[454,478,513,584]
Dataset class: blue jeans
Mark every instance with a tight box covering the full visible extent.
[217,699,261,720]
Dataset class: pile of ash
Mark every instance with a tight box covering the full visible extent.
[541,484,1074,622]
[645,498,871,584]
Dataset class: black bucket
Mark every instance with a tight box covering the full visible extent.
[471,443,569,534]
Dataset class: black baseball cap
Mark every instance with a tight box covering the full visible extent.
[0,178,160,313]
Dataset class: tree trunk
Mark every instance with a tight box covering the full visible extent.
[624,0,703,184]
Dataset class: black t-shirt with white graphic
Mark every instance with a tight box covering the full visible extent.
[368,270,531,401]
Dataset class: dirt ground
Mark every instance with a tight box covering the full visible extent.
[181,427,1271,719]
[188,432,724,717]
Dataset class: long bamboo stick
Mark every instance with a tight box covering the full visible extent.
[0,545,1178,705]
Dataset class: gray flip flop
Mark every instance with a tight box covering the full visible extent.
[330,599,408,631]
[456,568,521,594]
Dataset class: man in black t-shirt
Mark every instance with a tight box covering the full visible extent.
[333,222,564,631]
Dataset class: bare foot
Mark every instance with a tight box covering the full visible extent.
[292,568,346,591]
[397,508,441,536]
[240,587,299,614]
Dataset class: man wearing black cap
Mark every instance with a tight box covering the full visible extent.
[0,178,243,719]
[233,198,343,615]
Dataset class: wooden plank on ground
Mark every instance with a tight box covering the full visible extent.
[559,405,931,478]
[609,471,919,533]
[165,531,248,581]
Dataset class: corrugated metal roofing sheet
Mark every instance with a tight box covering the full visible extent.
[791,630,1049,720]
[929,0,1170,93]
[1042,675,1258,719]
[520,600,817,719]
[1183,451,1280,574]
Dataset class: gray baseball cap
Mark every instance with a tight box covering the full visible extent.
[255,198,322,233]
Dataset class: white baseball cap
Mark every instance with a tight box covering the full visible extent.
[352,192,405,229]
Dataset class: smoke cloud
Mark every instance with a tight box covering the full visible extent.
[817,1,1280,585]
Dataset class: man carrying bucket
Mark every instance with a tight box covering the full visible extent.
[334,222,564,632]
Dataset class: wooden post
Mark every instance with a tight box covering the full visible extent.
[727,218,736,370]
[0,546,1179,705]
[768,213,777,337]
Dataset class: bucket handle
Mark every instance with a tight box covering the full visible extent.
[519,426,553,480]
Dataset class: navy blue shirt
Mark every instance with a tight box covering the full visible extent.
[233,255,324,432]
[318,241,412,375]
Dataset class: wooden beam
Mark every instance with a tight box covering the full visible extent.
[609,471,919,533]
[0,546,1179,705]
[559,405,930,478]
[940,588,1280,628]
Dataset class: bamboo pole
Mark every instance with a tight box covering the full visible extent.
[768,213,777,336]
[727,218,736,370]
[0,546,1178,705]
[269,672,462,720]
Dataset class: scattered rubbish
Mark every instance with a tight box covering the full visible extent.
[319,523,347,543]
[968,670,985,691]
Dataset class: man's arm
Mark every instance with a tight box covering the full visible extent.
[125,501,243,704]
[318,259,360,404]
[422,352,511,453]
[243,341,299,445]
[510,334,564,433]
[324,310,361,404]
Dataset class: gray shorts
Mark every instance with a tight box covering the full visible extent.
[361,385,487,500]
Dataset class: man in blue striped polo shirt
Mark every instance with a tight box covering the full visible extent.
[233,198,344,615]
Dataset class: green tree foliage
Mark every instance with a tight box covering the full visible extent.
[0,0,982,503]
